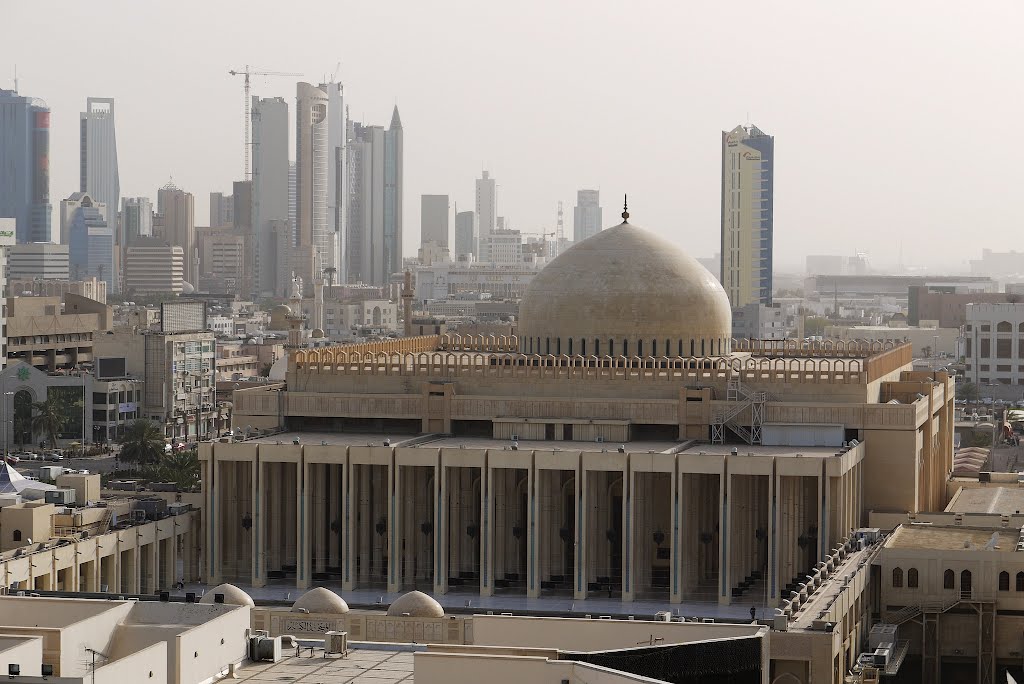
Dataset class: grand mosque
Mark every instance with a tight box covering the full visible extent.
[206,211,953,677]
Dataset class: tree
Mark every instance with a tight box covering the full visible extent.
[258,362,273,377]
[323,266,337,288]
[957,381,980,403]
[145,448,200,491]
[803,317,830,337]
[31,397,68,449]
[119,420,166,467]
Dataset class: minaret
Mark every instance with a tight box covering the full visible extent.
[401,269,414,336]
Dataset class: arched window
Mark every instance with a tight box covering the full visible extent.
[608,339,614,356]
[528,337,533,354]
[961,570,973,594]
[998,321,1013,332]
[1016,572,1024,591]
[545,338,551,355]
[637,340,643,357]
[943,569,955,589]
[690,340,695,356]
[678,340,683,357]
[567,338,572,355]
[556,338,561,355]
[1000,571,1010,591]
[11,530,20,542]
[892,567,903,588]
[594,339,600,356]
[908,568,919,588]
[623,340,629,357]
[701,340,706,356]
[580,339,586,356]
[1019,323,1024,333]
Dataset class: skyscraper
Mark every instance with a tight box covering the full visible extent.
[209,192,233,227]
[157,183,196,286]
[294,82,328,289]
[420,195,451,250]
[573,189,602,242]
[346,107,403,286]
[79,98,119,232]
[251,96,289,296]
[120,196,153,245]
[475,171,496,261]
[0,89,51,243]
[721,124,774,307]
[63,192,113,291]
[320,80,347,281]
[454,210,476,258]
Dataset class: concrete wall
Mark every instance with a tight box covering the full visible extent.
[174,606,250,684]
[93,642,167,684]
[0,636,43,677]
[469,614,763,651]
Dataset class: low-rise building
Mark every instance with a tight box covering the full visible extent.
[965,302,1024,389]
[7,277,106,304]
[5,294,111,371]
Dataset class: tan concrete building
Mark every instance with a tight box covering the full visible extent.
[5,293,110,370]
[7,276,106,304]
[123,239,185,295]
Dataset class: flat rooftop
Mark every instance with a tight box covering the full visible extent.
[886,525,1020,551]
[247,432,682,453]
[676,444,847,458]
[946,487,1024,515]
[235,647,414,682]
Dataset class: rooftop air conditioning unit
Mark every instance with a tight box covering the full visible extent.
[510,434,518,441]
[249,635,282,663]
[325,631,348,656]
[596,436,605,443]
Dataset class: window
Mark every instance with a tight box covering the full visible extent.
[998,321,1013,333]
[982,324,991,332]
[961,570,973,594]
[997,339,1012,358]
[11,530,20,542]
[908,568,919,588]
[944,569,955,589]
[981,339,991,357]
[1016,572,1024,591]
[892,567,903,588]
[1000,571,1010,591]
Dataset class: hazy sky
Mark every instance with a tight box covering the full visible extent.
[4,1,1021,271]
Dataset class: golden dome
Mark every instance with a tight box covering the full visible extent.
[518,220,732,357]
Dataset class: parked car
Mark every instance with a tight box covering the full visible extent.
[45,452,63,462]
[4,455,19,465]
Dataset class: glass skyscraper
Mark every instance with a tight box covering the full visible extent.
[0,89,52,243]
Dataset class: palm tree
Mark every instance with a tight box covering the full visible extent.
[31,397,68,449]
[119,420,166,467]
[146,448,200,491]
[323,266,337,288]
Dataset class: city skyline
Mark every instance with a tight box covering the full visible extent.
[5,2,1023,272]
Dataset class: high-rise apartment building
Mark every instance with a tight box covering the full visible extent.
[572,189,602,243]
[0,89,51,243]
[420,194,451,250]
[475,171,496,261]
[79,98,119,233]
[454,210,476,258]
[320,81,346,281]
[251,96,289,297]
[120,197,153,246]
[346,107,403,286]
[63,192,114,291]
[157,183,196,286]
[7,243,70,281]
[721,124,774,308]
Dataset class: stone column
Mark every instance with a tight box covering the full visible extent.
[719,471,732,605]
[574,465,587,600]
[251,455,264,588]
[481,465,494,597]
[297,460,309,589]
[433,460,446,595]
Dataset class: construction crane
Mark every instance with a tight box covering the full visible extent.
[556,201,565,245]
[228,65,302,180]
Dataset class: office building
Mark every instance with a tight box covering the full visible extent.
[346,107,404,286]
[157,183,196,286]
[4,293,110,371]
[454,209,475,258]
[420,194,451,250]
[198,226,245,294]
[78,98,119,229]
[0,221,13,365]
[7,242,69,281]
[0,88,52,243]
[721,124,774,308]
[119,196,153,245]
[320,80,347,280]
[294,82,329,290]
[251,96,290,297]
[476,170,496,261]
[572,188,602,242]
[964,302,1024,389]
[62,193,113,291]
[123,238,185,295]
[210,191,233,227]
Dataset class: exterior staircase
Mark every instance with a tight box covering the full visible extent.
[711,377,768,445]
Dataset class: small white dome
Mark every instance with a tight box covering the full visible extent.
[386,590,444,618]
[292,587,349,614]
[199,583,254,607]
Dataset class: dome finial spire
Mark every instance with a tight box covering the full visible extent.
[622,194,629,222]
